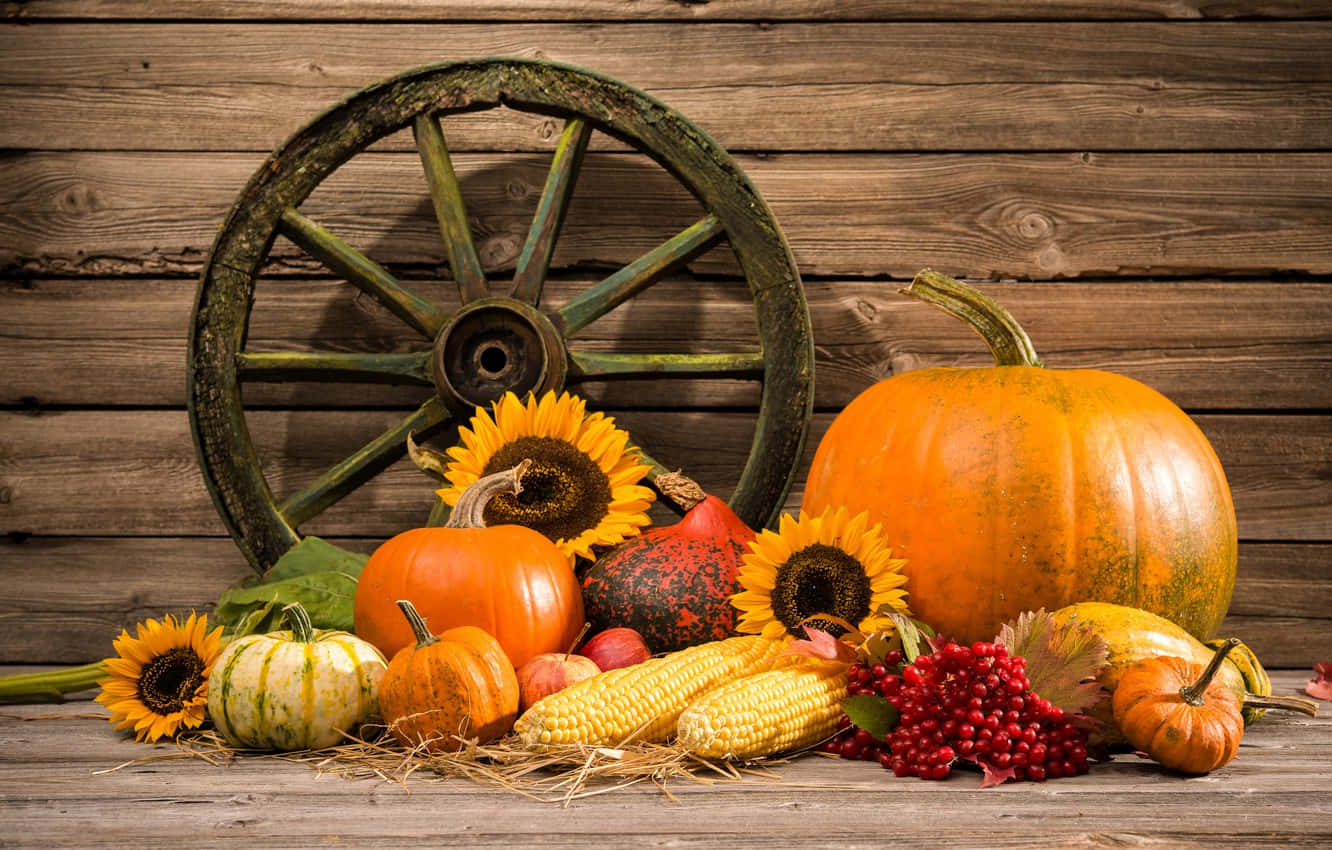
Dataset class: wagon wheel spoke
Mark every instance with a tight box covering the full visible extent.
[511,118,594,306]
[567,351,764,381]
[414,112,488,303]
[277,396,452,529]
[277,208,449,339]
[237,350,434,385]
[557,214,726,336]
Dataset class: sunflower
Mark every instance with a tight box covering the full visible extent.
[94,611,225,743]
[731,507,909,640]
[438,390,655,561]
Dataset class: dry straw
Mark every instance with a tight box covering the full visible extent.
[126,722,805,806]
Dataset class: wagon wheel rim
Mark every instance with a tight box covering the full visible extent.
[188,58,814,573]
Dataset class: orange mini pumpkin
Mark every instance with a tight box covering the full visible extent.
[377,599,519,752]
[803,271,1237,645]
[1112,638,1245,774]
[354,461,585,668]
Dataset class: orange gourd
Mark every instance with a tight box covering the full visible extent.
[1112,638,1245,774]
[353,461,584,668]
[803,271,1236,645]
[377,599,519,752]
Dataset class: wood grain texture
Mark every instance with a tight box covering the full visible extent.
[4,277,1330,410]
[1,537,1323,664]
[9,1,1332,21]
[3,23,1330,152]
[1,409,1327,539]
[4,151,1332,279]
[0,678,1327,850]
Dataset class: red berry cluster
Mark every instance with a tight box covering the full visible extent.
[823,641,1090,783]
[819,649,902,762]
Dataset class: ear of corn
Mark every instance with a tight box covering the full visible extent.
[513,635,782,748]
[676,657,850,760]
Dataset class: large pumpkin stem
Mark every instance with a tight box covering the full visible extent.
[1180,637,1239,706]
[283,602,316,643]
[396,600,440,648]
[444,460,532,529]
[901,270,1044,368]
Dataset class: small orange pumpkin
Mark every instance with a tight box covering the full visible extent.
[1112,637,1245,774]
[353,460,584,667]
[377,600,519,752]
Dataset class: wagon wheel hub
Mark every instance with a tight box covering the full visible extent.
[432,298,567,411]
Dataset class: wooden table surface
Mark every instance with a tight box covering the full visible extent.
[2,670,1326,849]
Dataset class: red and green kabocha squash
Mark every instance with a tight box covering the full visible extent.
[581,471,756,652]
[207,603,388,750]
[377,600,519,752]
[353,461,584,668]
[804,271,1237,645]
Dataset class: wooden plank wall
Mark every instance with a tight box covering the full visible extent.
[1,1,1329,668]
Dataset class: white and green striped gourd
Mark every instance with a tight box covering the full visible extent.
[206,603,387,750]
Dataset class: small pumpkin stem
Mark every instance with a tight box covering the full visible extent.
[283,602,316,643]
[444,460,532,530]
[1243,692,1320,717]
[655,469,707,511]
[1180,637,1240,706]
[900,269,1044,368]
[396,600,439,648]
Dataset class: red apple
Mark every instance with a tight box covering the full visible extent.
[515,651,600,712]
[581,627,652,672]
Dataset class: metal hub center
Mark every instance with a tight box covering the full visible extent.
[432,298,568,410]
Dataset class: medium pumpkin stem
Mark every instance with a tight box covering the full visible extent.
[444,460,533,530]
[901,269,1044,368]
[656,469,707,511]
[396,600,440,648]
[1180,637,1240,706]
[283,602,316,643]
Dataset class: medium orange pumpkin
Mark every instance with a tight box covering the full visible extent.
[803,271,1236,645]
[353,461,584,668]
[1112,638,1244,774]
[377,599,519,752]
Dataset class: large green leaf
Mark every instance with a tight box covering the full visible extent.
[212,536,369,638]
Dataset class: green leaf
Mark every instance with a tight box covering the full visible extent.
[212,536,370,638]
[885,612,933,663]
[843,694,900,742]
[995,608,1110,717]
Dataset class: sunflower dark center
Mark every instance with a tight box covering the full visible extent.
[770,543,873,636]
[481,436,611,544]
[136,647,205,715]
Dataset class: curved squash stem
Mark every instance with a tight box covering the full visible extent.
[1243,692,1320,717]
[283,602,316,643]
[444,459,532,530]
[901,269,1044,368]
[396,600,440,648]
[1180,637,1239,706]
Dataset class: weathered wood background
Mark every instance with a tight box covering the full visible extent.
[1,1,1329,668]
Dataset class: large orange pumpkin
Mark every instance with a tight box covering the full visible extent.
[803,271,1236,645]
[354,461,584,668]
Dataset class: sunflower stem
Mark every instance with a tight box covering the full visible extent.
[396,600,440,648]
[283,603,317,643]
[445,460,532,529]
[0,661,106,702]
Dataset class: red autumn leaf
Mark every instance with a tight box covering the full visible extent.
[1307,660,1332,701]
[966,756,1019,789]
[780,627,858,663]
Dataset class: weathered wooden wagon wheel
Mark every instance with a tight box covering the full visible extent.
[189,58,814,574]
